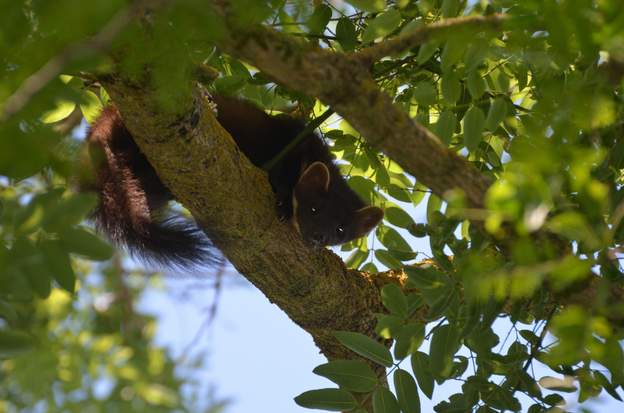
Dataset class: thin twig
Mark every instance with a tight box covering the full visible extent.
[177,262,227,364]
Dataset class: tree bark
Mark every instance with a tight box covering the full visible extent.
[98,75,399,361]
[95,4,624,371]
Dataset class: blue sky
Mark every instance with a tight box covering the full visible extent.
[140,267,623,413]
[73,117,622,412]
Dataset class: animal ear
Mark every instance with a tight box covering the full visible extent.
[297,161,330,193]
[352,206,384,238]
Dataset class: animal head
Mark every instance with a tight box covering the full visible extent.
[292,162,384,246]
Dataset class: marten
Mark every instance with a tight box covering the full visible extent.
[83,94,384,268]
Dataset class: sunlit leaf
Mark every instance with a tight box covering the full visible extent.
[313,360,378,392]
[393,369,420,413]
[372,387,400,413]
[336,17,358,51]
[362,10,402,43]
[346,0,386,13]
[411,352,434,399]
[294,388,358,411]
[334,331,393,367]
[463,105,485,152]
[381,283,408,318]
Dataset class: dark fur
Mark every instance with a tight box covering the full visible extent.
[84,95,383,267]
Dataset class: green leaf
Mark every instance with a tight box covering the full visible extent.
[0,330,34,358]
[466,71,487,99]
[334,331,393,367]
[387,184,412,203]
[381,283,408,318]
[400,19,422,35]
[441,37,464,72]
[595,370,622,401]
[596,338,624,386]
[441,0,460,17]
[411,352,434,399]
[40,240,76,293]
[538,376,577,393]
[313,360,378,393]
[413,82,437,106]
[411,186,426,208]
[294,388,358,411]
[393,369,420,413]
[362,262,379,273]
[408,223,428,238]
[425,287,458,320]
[491,69,510,93]
[41,99,76,123]
[375,249,404,269]
[336,17,358,52]
[362,10,402,44]
[416,41,439,64]
[485,98,507,131]
[348,176,377,204]
[384,206,416,229]
[345,248,370,269]
[0,300,18,323]
[377,226,412,257]
[42,192,97,233]
[543,394,564,406]
[406,293,424,315]
[527,404,543,413]
[547,212,600,250]
[482,384,521,411]
[307,5,332,35]
[405,266,447,292]
[372,387,401,413]
[464,41,488,72]
[80,90,102,125]
[346,0,386,13]
[519,329,539,345]
[435,110,456,145]
[441,71,461,105]
[59,227,113,261]
[375,314,404,339]
[0,122,58,179]
[462,105,485,152]
[214,75,247,94]
[394,323,425,359]
[14,238,52,298]
[426,194,442,225]
[429,324,461,379]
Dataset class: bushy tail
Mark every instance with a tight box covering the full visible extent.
[85,105,220,269]
[93,205,219,269]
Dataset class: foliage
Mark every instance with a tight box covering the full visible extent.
[1,0,624,412]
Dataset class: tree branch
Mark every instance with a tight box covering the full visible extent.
[92,4,623,373]
[97,75,398,361]
[209,10,624,326]
[354,14,508,65]
[214,17,491,207]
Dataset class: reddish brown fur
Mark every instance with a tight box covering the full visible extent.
[84,95,383,267]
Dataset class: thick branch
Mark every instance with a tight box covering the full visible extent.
[98,75,394,360]
[354,14,508,64]
[211,12,624,323]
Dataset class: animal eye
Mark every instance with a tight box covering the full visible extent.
[336,225,344,235]
[311,207,318,214]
